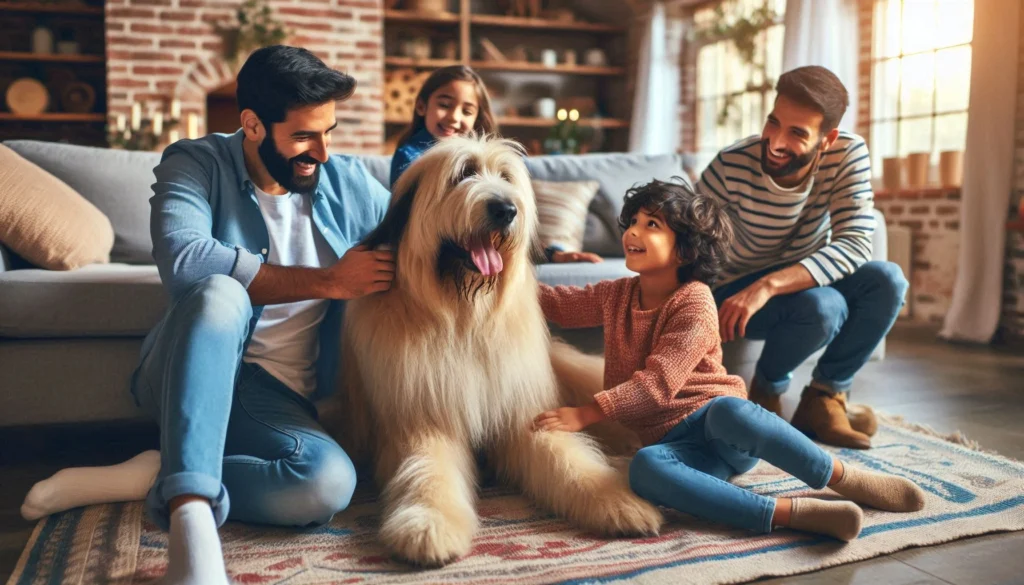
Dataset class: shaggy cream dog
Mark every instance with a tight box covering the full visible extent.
[322,136,661,566]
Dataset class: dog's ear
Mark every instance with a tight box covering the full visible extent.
[361,180,416,251]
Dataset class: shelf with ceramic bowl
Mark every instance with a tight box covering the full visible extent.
[0,51,104,63]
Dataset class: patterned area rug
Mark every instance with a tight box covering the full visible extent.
[8,416,1024,585]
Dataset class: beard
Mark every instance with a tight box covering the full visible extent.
[760,138,821,180]
[258,134,321,194]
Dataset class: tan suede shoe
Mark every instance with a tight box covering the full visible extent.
[747,378,783,418]
[847,402,878,437]
[791,387,872,449]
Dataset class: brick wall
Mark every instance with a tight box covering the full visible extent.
[105,0,384,154]
[1000,4,1024,338]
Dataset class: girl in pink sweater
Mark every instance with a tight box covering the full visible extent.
[533,179,924,541]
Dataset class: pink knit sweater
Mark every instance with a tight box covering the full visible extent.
[540,277,747,445]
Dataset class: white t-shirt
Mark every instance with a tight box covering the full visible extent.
[242,186,335,397]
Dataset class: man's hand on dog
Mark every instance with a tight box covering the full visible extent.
[533,404,605,433]
[325,245,395,299]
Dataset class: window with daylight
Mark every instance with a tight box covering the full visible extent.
[694,0,786,172]
[869,0,973,175]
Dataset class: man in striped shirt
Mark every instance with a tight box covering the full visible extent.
[697,66,908,450]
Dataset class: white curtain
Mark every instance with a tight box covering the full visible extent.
[781,0,859,132]
[629,2,682,155]
[940,0,1021,343]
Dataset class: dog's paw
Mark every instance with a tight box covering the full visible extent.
[380,503,476,567]
[575,486,663,538]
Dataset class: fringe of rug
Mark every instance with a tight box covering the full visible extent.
[876,412,1007,456]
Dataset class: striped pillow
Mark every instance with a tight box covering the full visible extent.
[531,179,600,252]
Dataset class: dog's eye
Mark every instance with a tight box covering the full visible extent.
[454,160,479,185]
[500,171,514,183]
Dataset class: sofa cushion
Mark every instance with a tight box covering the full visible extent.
[0,264,166,338]
[525,153,686,256]
[532,179,600,252]
[3,140,162,265]
[0,144,115,271]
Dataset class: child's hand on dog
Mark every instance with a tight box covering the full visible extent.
[532,404,605,433]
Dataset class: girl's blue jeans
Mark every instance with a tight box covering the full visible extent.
[628,396,834,533]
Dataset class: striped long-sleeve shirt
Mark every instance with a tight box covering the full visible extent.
[696,132,876,286]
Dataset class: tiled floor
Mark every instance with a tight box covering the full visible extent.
[1,323,1022,584]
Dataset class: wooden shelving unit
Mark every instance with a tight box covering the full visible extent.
[1008,219,1024,232]
[0,1,107,145]
[384,1,632,154]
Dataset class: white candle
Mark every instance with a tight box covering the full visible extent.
[152,112,163,136]
[130,103,141,131]
[168,130,180,144]
[115,114,125,132]
[170,99,181,119]
[187,113,198,139]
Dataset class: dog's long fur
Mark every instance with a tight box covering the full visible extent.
[322,136,661,566]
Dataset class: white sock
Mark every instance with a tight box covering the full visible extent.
[21,450,161,520]
[160,500,230,585]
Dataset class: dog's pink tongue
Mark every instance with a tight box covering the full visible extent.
[469,238,503,276]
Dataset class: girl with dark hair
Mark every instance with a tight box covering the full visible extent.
[532,179,924,542]
[388,65,497,187]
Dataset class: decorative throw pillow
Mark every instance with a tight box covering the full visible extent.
[531,179,600,252]
[0,144,113,270]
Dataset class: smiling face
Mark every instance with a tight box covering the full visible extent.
[416,80,480,140]
[622,208,682,277]
[759,95,838,186]
[255,101,338,194]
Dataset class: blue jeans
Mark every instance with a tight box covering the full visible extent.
[628,396,833,533]
[131,275,356,531]
[713,261,908,394]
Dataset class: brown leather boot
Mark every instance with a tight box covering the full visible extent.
[791,387,871,449]
[747,378,783,417]
[847,403,878,437]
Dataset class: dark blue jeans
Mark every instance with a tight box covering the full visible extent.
[713,261,908,394]
[629,397,833,533]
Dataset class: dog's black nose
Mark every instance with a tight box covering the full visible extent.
[487,199,517,226]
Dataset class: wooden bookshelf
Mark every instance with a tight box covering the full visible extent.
[470,14,627,33]
[1008,219,1024,232]
[0,1,107,145]
[384,3,632,153]
[0,112,106,122]
[0,51,104,64]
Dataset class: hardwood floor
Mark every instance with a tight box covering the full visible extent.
[1,323,1021,584]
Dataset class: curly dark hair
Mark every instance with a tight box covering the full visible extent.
[618,178,734,286]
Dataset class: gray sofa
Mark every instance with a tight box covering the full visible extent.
[0,140,887,428]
